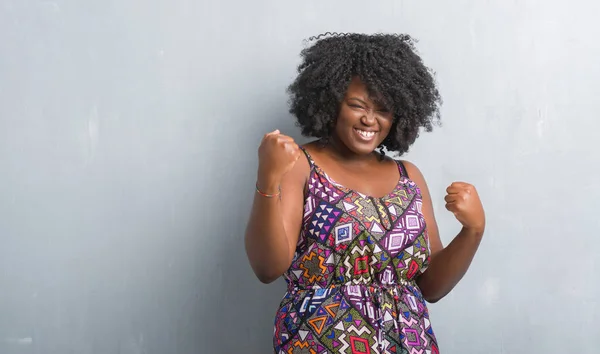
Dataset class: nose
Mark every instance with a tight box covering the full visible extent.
[361,112,377,126]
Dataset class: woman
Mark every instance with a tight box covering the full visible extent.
[245,33,485,354]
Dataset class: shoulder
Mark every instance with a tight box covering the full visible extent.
[396,160,434,202]
[396,159,420,177]
[300,140,323,156]
[284,141,316,184]
[396,159,429,188]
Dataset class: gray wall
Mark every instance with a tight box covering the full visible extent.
[1,0,599,353]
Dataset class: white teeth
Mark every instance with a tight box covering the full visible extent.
[356,129,375,138]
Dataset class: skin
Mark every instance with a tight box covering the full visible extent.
[244,77,485,303]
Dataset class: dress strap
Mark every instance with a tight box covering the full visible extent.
[299,146,316,168]
[396,160,408,178]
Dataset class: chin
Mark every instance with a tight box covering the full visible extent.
[347,140,380,155]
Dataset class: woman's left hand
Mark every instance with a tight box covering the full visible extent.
[444,182,485,236]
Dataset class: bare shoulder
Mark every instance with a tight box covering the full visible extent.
[300,140,323,158]
[398,160,426,183]
[279,141,312,189]
[398,159,435,201]
[284,147,310,184]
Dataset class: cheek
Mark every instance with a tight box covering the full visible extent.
[380,119,394,134]
[336,111,359,128]
[378,121,395,143]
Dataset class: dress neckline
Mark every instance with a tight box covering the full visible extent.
[301,147,404,200]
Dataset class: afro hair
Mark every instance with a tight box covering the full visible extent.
[287,32,442,155]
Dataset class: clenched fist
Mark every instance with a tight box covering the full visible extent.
[444,182,485,235]
[257,130,302,192]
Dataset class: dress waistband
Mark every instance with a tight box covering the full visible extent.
[287,279,416,293]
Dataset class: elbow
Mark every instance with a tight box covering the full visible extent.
[252,265,285,284]
[246,253,287,284]
[256,272,280,284]
[423,294,442,304]
[244,239,289,284]
[417,278,445,303]
[421,289,449,304]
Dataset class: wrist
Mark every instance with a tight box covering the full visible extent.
[256,174,281,195]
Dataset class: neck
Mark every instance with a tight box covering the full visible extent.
[322,137,381,164]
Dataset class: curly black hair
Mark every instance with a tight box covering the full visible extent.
[287,32,442,155]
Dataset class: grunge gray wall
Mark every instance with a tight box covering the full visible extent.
[1,0,599,353]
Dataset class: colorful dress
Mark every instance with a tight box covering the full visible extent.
[273,149,439,354]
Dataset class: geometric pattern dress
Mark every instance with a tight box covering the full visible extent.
[273,148,440,354]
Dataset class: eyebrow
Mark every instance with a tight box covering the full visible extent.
[348,97,369,105]
[348,97,390,111]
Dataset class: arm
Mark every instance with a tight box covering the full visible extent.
[244,132,308,284]
[403,161,485,303]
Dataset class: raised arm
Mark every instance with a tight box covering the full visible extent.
[244,130,308,284]
[403,161,486,303]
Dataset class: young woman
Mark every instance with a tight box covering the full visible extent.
[245,33,485,354]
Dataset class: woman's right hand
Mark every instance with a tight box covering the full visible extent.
[257,130,302,192]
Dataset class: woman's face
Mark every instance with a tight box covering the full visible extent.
[331,77,394,155]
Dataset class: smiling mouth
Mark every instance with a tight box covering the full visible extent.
[354,128,377,140]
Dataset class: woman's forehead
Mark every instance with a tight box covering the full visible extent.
[345,78,389,108]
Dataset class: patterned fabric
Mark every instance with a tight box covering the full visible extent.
[273,148,439,354]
